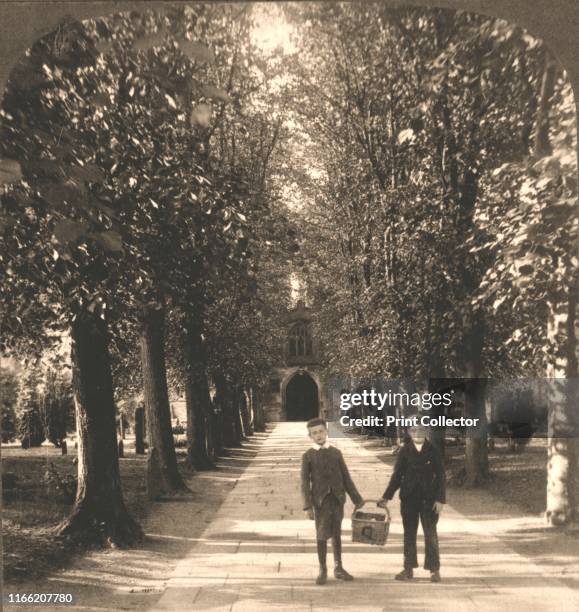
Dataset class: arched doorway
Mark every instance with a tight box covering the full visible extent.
[285,371,319,421]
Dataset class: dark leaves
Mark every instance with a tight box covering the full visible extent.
[39,181,86,210]
[132,31,167,53]
[0,159,22,186]
[177,40,215,64]
[68,164,105,184]
[199,84,231,103]
[53,219,88,244]
[94,230,123,253]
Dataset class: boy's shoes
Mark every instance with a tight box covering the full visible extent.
[334,566,354,581]
[316,568,327,585]
[430,571,441,583]
[394,569,414,581]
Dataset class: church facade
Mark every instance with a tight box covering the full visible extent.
[263,301,334,422]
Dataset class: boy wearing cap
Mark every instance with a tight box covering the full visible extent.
[379,423,446,582]
[301,417,364,585]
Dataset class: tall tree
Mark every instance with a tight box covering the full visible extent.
[283,5,567,492]
[0,16,157,542]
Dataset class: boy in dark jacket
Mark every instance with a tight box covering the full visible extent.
[379,424,446,583]
[301,417,363,585]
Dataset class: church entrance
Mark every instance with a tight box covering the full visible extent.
[285,371,319,421]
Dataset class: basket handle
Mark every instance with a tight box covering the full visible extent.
[357,498,386,507]
[353,499,391,519]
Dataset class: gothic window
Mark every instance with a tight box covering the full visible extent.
[288,322,313,357]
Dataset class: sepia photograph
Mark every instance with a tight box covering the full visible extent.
[1,1,578,610]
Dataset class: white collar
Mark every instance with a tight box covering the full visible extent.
[312,441,332,450]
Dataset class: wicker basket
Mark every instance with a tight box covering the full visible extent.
[351,500,391,546]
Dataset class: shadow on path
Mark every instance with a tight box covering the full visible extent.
[4,430,271,611]
[356,433,579,593]
[150,423,578,612]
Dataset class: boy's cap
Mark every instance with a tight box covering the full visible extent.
[407,423,428,436]
[306,417,327,429]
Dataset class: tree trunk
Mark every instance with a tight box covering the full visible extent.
[464,378,489,487]
[211,375,225,457]
[546,281,579,525]
[234,387,245,443]
[541,69,577,524]
[248,389,256,432]
[463,312,488,487]
[207,403,217,462]
[212,395,225,457]
[134,405,145,455]
[426,377,447,457]
[547,410,579,526]
[140,305,188,494]
[212,374,229,454]
[395,401,404,446]
[217,374,242,448]
[232,391,242,445]
[239,390,252,437]
[183,322,214,470]
[58,310,142,546]
[223,379,243,448]
[252,387,266,432]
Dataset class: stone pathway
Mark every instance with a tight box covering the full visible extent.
[151,422,578,611]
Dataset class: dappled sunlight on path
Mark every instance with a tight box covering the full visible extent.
[8,425,577,611]
[151,423,579,611]
[3,434,269,612]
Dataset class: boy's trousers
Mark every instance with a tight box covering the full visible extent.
[401,497,440,571]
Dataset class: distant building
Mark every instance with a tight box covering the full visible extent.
[263,300,330,422]
[167,300,336,425]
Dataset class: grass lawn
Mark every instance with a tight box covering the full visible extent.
[2,438,161,583]
[445,438,548,515]
[351,429,548,516]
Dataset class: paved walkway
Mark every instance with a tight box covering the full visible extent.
[151,423,578,611]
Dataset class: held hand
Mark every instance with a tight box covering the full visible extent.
[305,508,315,520]
[377,499,388,509]
[433,502,445,514]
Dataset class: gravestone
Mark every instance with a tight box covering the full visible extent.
[2,472,18,490]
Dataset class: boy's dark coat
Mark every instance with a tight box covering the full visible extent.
[383,439,446,503]
[301,446,362,510]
